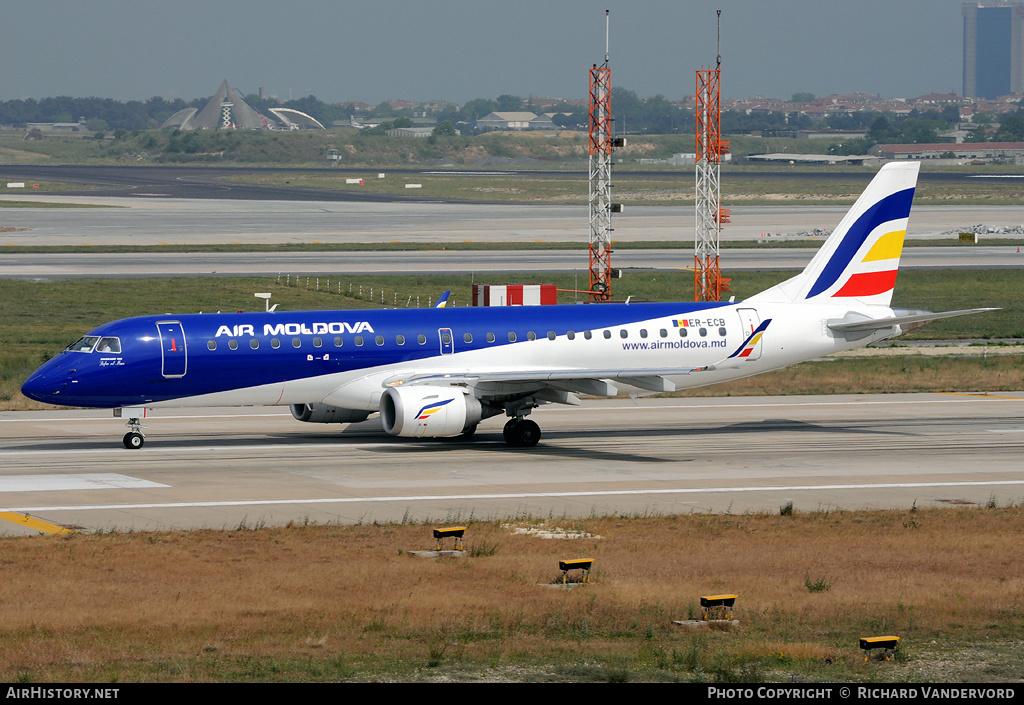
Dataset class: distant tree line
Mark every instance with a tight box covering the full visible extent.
[4,90,1024,149]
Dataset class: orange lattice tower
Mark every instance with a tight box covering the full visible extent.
[695,10,729,302]
[588,11,624,301]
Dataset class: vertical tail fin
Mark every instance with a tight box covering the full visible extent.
[748,162,920,306]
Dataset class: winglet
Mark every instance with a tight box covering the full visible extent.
[434,291,451,308]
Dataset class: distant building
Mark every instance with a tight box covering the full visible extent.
[475,112,538,131]
[385,127,435,138]
[873,141,1024,164]
[962,1,1024,98]
[161,79,323,131]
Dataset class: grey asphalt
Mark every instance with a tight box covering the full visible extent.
[3,196,1024,246]
[1,393,1023,533]
[3,245,1024,279]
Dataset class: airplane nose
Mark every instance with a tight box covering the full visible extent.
[21,366,59,403]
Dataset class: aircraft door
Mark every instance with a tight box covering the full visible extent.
[157,320,188,378]
[438,328,454,355]
[736,308,763,360]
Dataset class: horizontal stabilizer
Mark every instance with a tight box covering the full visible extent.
[828,308,999,333]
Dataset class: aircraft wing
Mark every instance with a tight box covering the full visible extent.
[383,366,699,400]
[827,308,999,333]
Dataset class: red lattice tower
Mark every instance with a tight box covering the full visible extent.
[588,59,613,302]
[694,10,729,302]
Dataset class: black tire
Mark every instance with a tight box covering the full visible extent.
[514,419,541,448]
[503,418,520,446]
[123,432,144,450]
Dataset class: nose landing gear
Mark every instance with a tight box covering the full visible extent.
[121,415,146,449]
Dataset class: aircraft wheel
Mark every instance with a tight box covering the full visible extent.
[123,432,145,450]
[504,419,540,448]
[503,419,521,446]
[514,419,541,448]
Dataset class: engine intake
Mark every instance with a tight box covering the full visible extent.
[380,385,498,438]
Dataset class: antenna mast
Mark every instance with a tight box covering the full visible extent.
[588,9,624,301]
[694,9,729,302]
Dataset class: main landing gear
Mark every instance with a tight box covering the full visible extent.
[503,418,541,448]
[122,416,146,449]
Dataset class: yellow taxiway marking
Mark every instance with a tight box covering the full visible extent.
[0,512,76,535]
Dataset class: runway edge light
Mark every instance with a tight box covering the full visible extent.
[700,594,738,621]
[859,635,900,661]
[432,526,466,552]
[558,558,593,584]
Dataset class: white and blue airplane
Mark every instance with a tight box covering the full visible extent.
[21,162,992,449]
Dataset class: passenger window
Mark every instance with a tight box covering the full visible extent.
[567,331,576,340]
[719,327,727,336]
[375,336,384,346]
[207,340,216,351]
[464,333,473,343]
[229,340,238,350]
[619,329,628,339]
[272,338,281,349]
[333,337,342,347]
[97,337,121,353]
[679,328,688,338]
[547,331,556,340]
[292,337,301,348]
[508,332,517,342]
[355,336,364,347]
[603,330,611,339]
[441,332,452,344]
[486,332,495,343]
[640,329,648,339]
[527,331,537,341]
[396,335,405,345]
[660,329,668,338]
[313,337,322,348]
[417,334,426,345]
[584,331,592,340]
[699,328,707,337]
[250,339,259,350]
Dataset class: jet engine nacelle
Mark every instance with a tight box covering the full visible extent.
[290,403,370,424]
[380,385,497,438]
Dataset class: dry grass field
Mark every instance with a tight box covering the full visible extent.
[1,507,1022,683]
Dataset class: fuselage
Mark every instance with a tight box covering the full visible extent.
[21,298,891,411]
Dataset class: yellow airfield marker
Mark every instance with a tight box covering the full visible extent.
[0,512,76,535]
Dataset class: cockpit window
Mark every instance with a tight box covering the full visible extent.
[66,336,100,353]
[96,337,121,354]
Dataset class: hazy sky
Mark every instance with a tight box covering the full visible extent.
[1,1,969,104]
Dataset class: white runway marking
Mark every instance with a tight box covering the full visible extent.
[4,479,1024,513]
[0,474,169,493]
[0,443,399,458]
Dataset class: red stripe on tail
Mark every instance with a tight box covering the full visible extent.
[833,270,897,298]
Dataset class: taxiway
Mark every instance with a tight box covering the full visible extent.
[2,393,1023,534]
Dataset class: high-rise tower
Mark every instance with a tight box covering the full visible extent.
[963,1,1024,98]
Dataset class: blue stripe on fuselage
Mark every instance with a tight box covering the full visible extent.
[75,300,730,405]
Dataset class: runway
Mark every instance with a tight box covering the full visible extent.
[4,245,1024,279]
[3,195,1024,246]
[2,393,1023,534]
